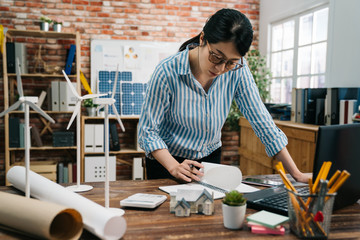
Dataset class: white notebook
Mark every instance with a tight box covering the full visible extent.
[159,162,259,199]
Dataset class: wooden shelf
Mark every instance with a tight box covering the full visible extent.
[83,115,140,120]
[84,148,144,155]
[3,29,81,185]
[9,110,74,114]
[9,146,77,151]
[7,73,77,78]
[6,29,76,39]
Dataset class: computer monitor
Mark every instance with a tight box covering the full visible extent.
[313,123,360,210]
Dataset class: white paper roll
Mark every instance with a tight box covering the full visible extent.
[7,166,127,240]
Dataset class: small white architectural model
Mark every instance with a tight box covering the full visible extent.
[170,189,214,217]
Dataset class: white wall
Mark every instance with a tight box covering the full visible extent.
[259,0,360,88]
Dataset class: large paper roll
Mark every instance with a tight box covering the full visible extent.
[7,166,127,240]
[0,191,83,239]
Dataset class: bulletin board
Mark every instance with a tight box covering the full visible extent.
[90,39,181,92]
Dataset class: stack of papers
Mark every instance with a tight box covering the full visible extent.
[246,210,288,235]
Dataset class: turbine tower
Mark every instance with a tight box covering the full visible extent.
[0,58,55,198]
[62,70,106,192]
[94,65,125,213]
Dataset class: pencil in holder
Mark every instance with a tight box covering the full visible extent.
[286,188,336,239]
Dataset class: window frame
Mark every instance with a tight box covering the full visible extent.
[268,4,329,103]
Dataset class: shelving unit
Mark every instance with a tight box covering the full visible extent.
[2,29,81,185]
[80,115,145,181]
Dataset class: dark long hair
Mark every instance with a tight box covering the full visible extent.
[179,8,253,56]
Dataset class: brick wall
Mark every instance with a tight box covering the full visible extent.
[0,0,260,185]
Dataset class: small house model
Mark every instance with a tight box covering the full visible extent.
[170,189,214,217]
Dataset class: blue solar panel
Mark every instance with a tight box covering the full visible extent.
[98,71,146,116]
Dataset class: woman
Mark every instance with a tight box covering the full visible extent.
[138,8,309,183]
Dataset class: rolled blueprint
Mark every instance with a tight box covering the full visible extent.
[7,166,127,240]
[0,191,83,239]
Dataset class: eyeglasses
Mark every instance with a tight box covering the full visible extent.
[206,43,243,71]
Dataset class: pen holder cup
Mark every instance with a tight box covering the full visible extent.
[286,189,336,239]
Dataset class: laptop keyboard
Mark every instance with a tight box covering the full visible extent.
[249,187,309,216]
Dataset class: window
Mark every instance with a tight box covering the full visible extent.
[269,6,329,103]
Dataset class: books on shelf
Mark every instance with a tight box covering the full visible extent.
[292,87,360,126]
[57,162,75,184]
[340,99,357,124]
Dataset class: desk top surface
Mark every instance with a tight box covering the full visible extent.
[1,179,360,240]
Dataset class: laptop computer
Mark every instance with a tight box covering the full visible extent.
[243,123,360,216]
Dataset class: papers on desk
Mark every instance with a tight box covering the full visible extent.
[159,162,259,199]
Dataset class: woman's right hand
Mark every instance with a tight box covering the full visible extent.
[169,160,204,182]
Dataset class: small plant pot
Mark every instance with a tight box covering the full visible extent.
[86,107,96,117]
[40,22,50,31]
[222,203,247,230]
[53,24,62,32]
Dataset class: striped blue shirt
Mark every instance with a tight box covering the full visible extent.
[138,46,287,160]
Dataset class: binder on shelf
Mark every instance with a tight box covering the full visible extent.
[19,123,25,148]
[9,117,20,148]
[72,163,77,183]
[65,44,76,75]
[14,42,28,74]
[68,162,73,183]
[291,88,297,122]
[63,165,69,183]
[57,162,64,184]
[47,86,52,111]
[6,42,15,73]
[303,88,327,124]
[94,124,104,152]
[296,89,305,123]
[132,157,144,180]
[315,98,325,125]
[110,122,120,151]
[51,81,60,111]
[59,81,77,111]
[340,99,357,124]
[84,124,95,152]
[324,88,339,125]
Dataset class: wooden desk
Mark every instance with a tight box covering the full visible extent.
[239,117,319,175]
[1,179,360,239]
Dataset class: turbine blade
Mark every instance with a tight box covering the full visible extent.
[112,104,125,132]
[27,101,55,123]
[67,102,81,129]
[96,104,105,112]
[0,101,22,117]
[62,70,80,98]
[16,58,24,97]
[112,64,120,99]
[82,93,107,100]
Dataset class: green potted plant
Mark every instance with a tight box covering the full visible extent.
[53,18,63,32]
[222,190,247,229]
[224,49,272,131]
[39,16,53,31]
[83,99,97,116]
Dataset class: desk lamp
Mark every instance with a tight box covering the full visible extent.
[0,58,55,198]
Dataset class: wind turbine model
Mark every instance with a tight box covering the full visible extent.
[94,66,125,214]
[0,58,55,198]
[62,70,107,192]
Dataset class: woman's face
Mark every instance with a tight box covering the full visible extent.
[198,38,242,80]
